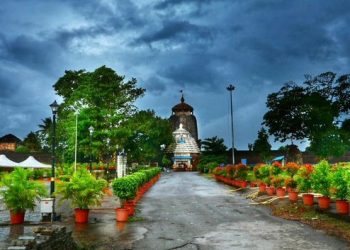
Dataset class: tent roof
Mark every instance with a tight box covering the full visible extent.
[18,156,51,168]
[0,154,19,167]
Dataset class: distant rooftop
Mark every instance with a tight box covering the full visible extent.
[0,134,22,143]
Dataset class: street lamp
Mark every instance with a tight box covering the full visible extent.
[49,100,58,196]
[74,110,79,172]
[106,138,110,179]
[89,126,94,172]
[226,84,235,164]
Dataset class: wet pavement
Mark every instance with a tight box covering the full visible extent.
[72,172,348,249]
[1,172,349,249]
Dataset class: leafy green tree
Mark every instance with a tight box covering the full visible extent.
[52,66,145,163]
[22,131,42,152]
[15,145,30,154]
[124,110,173,164]
[263,71,350,159]
[309,127,349,159]
[198,136,227,172]
[37,117,52,152]
[201,136,227,155]
[263,83,308,143]
[253,128,272,162]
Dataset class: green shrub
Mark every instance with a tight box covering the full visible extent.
[207,162,219,173]
[234,164,248,180]
[271,175,285,188]
[246,170,256,182]
[56,168,107,209]
[253,164,270,182]
[330,166,350,200]
[0,168,47,213]
[112,176,138,203]
[294,164,313,192]
[310,160,331,197]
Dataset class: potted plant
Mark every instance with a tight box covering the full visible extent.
[270,161,283,176]
[253,164,270,193]
[294,164,314,206]
[330,166,350,214]
[234,164,248,188]
[311,160,331,209]
[112,176,138,222]
[246,170,257,187]
[264,177,275,195]
[285,162,300,177]
[285,177,298,202]
[56,168,107,223]
[0,168,47,224]
[271,176,285,198]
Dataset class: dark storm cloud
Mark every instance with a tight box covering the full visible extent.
[0,74,19,101]
[0,35,61,73]
[1,0,350,149]
[155,0,213,9]
[133,20,213,47]
[142,76,167,94]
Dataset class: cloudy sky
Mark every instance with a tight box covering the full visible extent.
[1,0,350,150]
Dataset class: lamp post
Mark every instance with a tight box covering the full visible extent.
[226,84,235,164]
[106,138,110,179]
[115,144,119,179]
[89,126,94,172]
[49,100,58,196]
[74,110,79,172]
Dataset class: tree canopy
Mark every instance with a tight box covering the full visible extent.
[124,110,173,164]
[200,136,227,164]
[253,128,272,162]
[263,71,350,158]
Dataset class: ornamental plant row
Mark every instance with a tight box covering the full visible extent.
[112,167,162,222]
[212,161,350,214]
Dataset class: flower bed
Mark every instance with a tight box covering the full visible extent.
[210,161,350,214]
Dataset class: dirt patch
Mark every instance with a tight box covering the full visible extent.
[268,200,350,243]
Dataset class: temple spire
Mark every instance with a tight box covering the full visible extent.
[180,90,184,103]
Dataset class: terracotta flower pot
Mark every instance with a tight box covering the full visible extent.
[116,208,129,222]
[124,201,136,216]
[10,211,25,225]
[318,196,331,210]
[303,194,314,206]
[336,200,349,215]
[288,191,299,202]
[259,183,266,193]
[276,187,286,198]
[240,181,248,188]
[266,186,276,196]
[75,208,89,223]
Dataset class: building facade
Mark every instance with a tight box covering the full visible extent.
[169,94,198,142]
[167,124,200,171]
[0,134,21,151]
[168,94,200,170]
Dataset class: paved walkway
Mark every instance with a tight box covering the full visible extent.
[75,172,348,249]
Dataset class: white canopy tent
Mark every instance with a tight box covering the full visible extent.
[18,156,51,169]
[0,154,19,167]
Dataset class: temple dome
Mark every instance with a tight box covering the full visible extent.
[171,95,193,113]
[169,93,198,141]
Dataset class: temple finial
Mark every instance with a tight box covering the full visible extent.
[180,90,184,103]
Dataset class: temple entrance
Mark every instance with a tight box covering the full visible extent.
[174,161,190,171]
